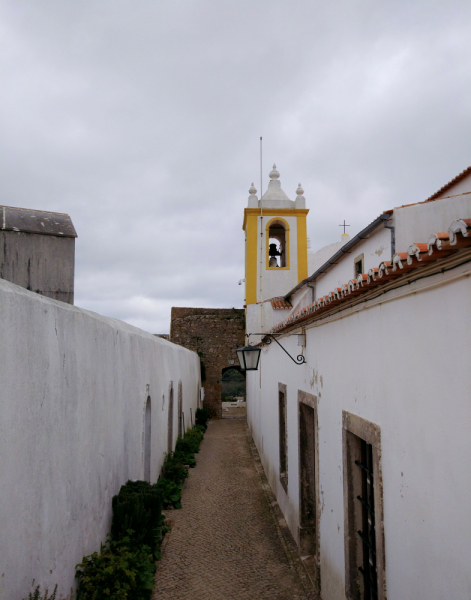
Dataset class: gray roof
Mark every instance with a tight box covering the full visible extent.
[1,205,77,238]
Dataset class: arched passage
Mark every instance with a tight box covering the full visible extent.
[221,366,246,402]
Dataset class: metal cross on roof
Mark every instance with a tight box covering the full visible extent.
[339,220,350,234]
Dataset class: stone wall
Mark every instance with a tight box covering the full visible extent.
[170,307,246,417]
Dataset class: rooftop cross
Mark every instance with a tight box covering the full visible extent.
[339,220,350,234]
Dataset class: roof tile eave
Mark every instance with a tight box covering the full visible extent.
[271,217,471,334]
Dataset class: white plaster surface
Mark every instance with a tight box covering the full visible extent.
[395,193,471,253]
[0,279,200,599]
[307,238,348,276]
[312,226,391,300]
[247,261,471,599]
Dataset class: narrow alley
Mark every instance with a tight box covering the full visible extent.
[152,419,317,600]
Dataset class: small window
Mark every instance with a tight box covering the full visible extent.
[278,383,288,491]
[354,253,364,278]
[268,220,287,268]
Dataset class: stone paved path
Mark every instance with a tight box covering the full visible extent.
[152,419,316,600]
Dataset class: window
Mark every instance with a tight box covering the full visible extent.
[354,253,364,278]
[343,411,386,600]
[267,219,289,269]
[278,383,288,491]
[357,440,376,597]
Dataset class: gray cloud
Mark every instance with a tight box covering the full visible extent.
[1,0,470,333]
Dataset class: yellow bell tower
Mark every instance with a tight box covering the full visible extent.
[242,164,309,306]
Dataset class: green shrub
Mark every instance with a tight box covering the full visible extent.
[175,431,202,456]
[156,478,182,509]
[111,480,163,555]
[184,426,204,451]
[172,425,205,468]
[174,447,196,468]
[22,586,58,600]
[76,534,156,600]
[195,408,210,431]
[160,453,189,484]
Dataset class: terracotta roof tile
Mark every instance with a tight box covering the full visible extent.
[269,218,471,334]
[271,297,292,310]
[425,167,471,202]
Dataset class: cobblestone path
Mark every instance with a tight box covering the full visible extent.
[152,419,316,600]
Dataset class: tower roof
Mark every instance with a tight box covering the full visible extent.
[260,165,294,208]
[1,205,77,237]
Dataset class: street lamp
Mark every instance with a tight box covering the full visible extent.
[235,345,262,371]
[235,334,306,371]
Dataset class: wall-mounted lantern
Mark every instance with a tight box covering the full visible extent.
[228,356,235,366]
[235,345,262,371]
[236,333,306,371]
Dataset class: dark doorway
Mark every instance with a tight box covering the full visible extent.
[167,383,174,454]
[298,391,320,591]
[144,396,151,482]
[178,381,183,438]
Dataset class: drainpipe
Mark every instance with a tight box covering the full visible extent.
[259,139,264,332]
[307,282,316,303]
[383,216,395,258]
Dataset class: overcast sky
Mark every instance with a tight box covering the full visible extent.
[1,0,470,333]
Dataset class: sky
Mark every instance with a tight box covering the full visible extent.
[1,0,470,333]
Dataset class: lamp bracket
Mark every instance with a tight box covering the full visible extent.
[247,333,306,366]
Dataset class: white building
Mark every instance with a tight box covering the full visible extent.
[0,277,201,599]
[244,166,471,599]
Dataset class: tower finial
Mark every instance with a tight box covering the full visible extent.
[296,183,304,196]
[269,164,280,180]
[249,182,257,196]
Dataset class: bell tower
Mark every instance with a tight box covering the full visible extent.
[243,165,309,307]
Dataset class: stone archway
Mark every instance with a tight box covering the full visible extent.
[170,307,246,417]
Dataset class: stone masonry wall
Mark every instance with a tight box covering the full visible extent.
[170,307,246,417]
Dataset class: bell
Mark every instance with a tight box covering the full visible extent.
[269,243,281,257]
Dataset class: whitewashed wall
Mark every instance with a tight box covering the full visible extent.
[0,279,200,600]
[313,226,391,300]
[395,194,471,252]
[308,238,347,275]
[247,260,471,600]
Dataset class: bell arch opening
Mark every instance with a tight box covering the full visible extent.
[267,219,289,268]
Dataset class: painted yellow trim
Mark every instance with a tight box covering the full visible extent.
[297,213,308,282]
[245,214,258,304]
[265,217,290,270]
[243,207,309,231]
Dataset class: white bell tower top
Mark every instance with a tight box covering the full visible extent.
[243,165,309,305]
